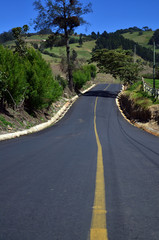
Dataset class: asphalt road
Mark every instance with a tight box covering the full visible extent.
[0,84,159,240]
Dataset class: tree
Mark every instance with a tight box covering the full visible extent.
[12,25,29,57]
[90,49,141,84]
[93,30,159,62]
[149,29,159,46]
[0,30,14,44]
[79,33,83,47]
[142,26,152,31]
[33,0,92,91]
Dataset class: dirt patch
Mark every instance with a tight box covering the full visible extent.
[0,81,94,136]
[119,94,151,122]
[0,97,69,135]
[118,93,159,136]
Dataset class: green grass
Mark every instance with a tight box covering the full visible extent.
[46,40,96,60]
[0,116,14,127]
[122,31,154,47]
[144,78,159,89]
[122,31,159,54]
[27,34,50,40]
[125,81,159,109]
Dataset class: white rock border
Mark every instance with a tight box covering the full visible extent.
[0,84,96,141]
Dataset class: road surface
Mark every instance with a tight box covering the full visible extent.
[0,84,159,240]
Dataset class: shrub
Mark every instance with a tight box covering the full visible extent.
[0,45,63,110]
[0,45,28,108]
[73,64,96,91]
[83,64,97,79]
[24,48,62,110]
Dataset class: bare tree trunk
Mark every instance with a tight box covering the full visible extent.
[66,38,73,91]
[63,0,73,92]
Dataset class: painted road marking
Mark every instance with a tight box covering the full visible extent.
[90,84,110,240]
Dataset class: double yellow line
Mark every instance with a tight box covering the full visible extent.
[90,84,110,240]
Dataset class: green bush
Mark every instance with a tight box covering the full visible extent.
[24,48,62,110]
[73,69,88,90]
[0,45,28,107]
[83,64,97,79]
[73,64,96,91]
[0,45,63,110]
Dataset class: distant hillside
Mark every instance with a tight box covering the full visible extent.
[2,27,159,64]
[122,31,159,54]
[122,31,154,47]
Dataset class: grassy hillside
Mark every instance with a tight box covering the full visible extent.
[46,40,95,61]
[121,30,159,55]
[3,34,95,65]
[122,31,154,47]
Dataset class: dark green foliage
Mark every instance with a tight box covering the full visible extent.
[79,34,83,46]
[91,32,98,40]
[24,48,62,110]
[0,45,62,110]
[70,49,77,63]
[0,45,28,108]
[142,26,152,31]
[94,31,159,62]
[83,64,97,79]
[12,25,29,57]
[41,49,60,58]
[73,64,96,90]
[115,26,142,34]
[31,42,39,49]
[73,69,90,90]
[90,49,140,84]
[149,29,159,46]
[0,30,14,44]
[69,37,79,44]
[38,29,52,35]
[45,34,66,48]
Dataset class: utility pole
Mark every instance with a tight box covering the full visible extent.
[153,41,156,96]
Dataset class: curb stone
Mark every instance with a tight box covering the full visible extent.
[0,84,96,141]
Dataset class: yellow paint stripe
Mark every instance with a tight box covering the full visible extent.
[90,84,110,240]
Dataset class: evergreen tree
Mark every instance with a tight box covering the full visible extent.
[149,29,159,46]
[79,34,83,47]
[12,25,29,57]
[33,0,92,91]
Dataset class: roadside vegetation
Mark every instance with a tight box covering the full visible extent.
[124,81,159,109]
[1,21,159,132]
[144,79,159,89]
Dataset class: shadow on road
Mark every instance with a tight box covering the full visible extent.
[83,90,119,98]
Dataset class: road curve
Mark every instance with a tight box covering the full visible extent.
[0,84,159,240]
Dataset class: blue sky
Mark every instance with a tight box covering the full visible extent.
[1,0,159,34]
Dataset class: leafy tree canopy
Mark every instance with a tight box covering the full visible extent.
[90,48,141,84]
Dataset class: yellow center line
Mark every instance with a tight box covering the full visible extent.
[90,84,110,240]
